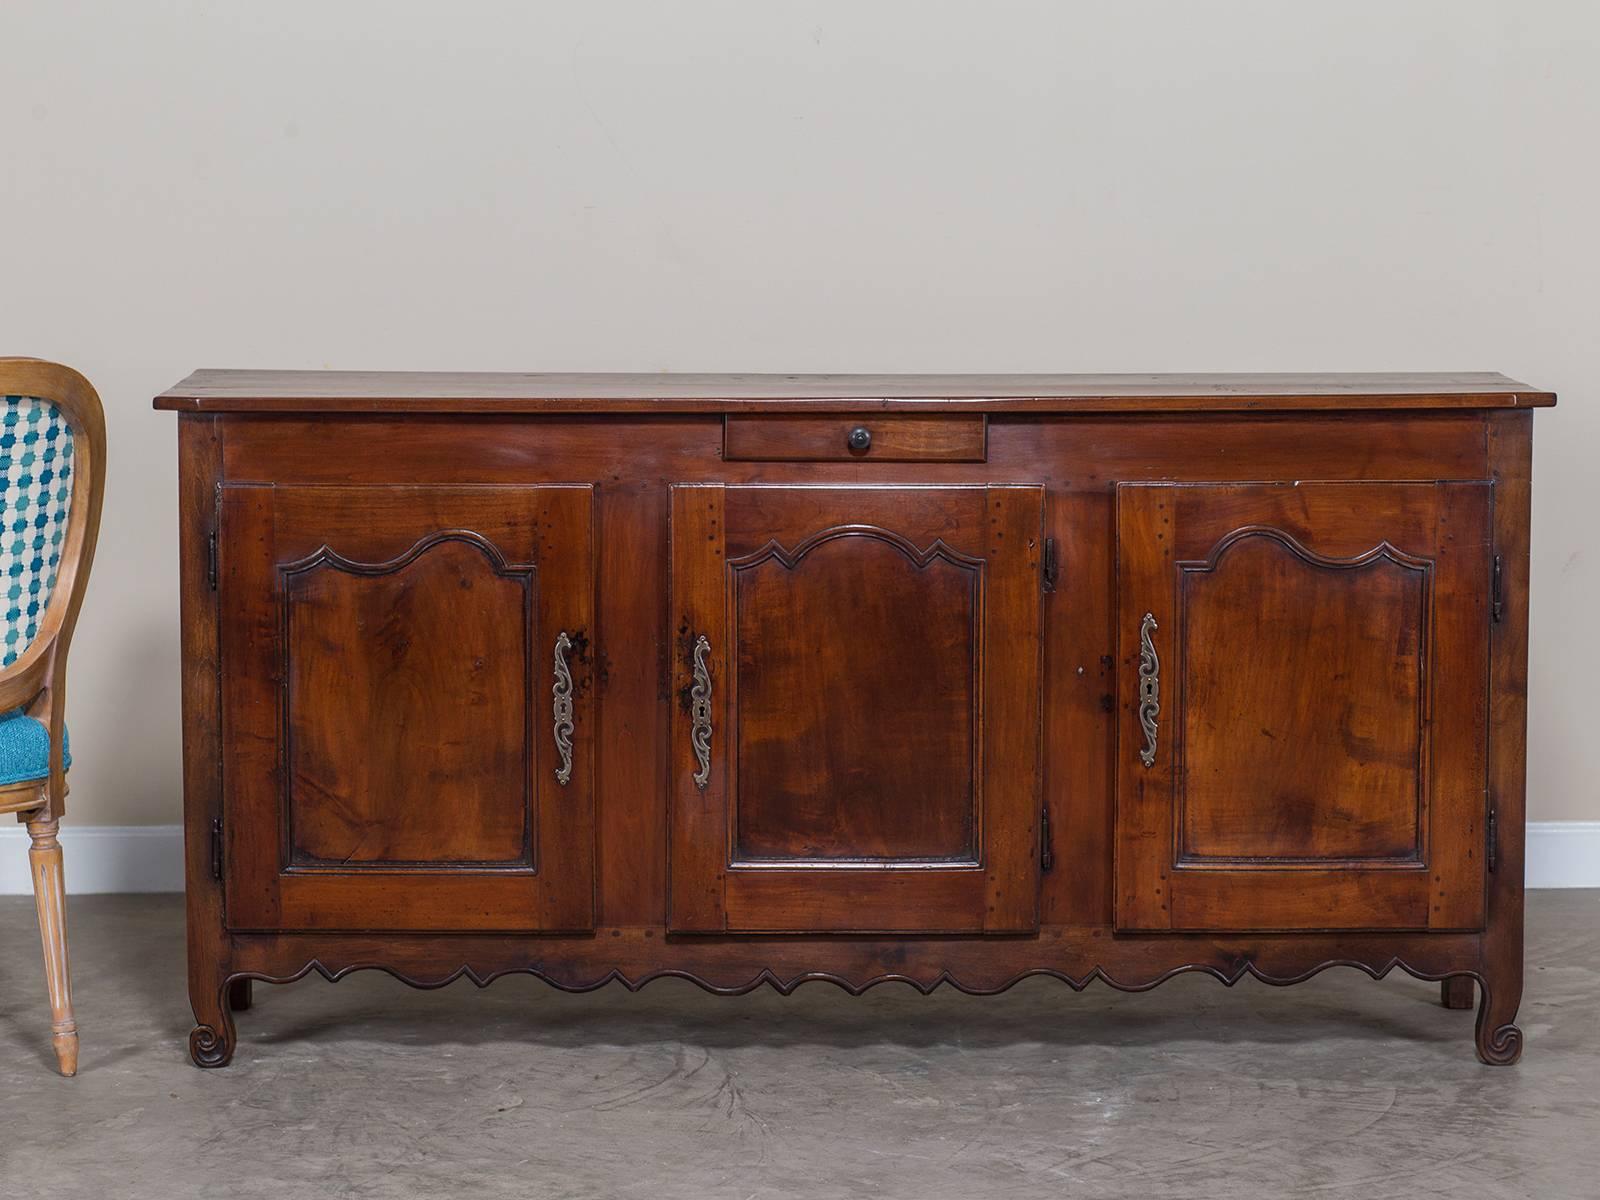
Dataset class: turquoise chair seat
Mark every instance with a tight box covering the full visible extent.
[0,707,70,788]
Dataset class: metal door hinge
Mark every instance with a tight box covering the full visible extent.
[1491,554,1504,623]
[1040,804,1055,872]
[207,530,219,591]
[1042,537,1059,593]
[1487,805,1498,873]
[210,817,224,881]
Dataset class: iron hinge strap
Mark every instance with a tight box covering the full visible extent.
[1042,537,1058,592]
[1491,554,1504,623]
[207,529,219,591]
[1040,804,1054,872]
[210,817,224,882]
[1487,805,1498,873]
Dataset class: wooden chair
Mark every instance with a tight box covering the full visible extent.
[0,359,105,1076]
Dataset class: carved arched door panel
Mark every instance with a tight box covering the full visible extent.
[218,484,596,932]
[669,484,1045,934]
[1114,481,1491,932]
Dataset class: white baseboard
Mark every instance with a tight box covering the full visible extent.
[0,824,184,895]
[0,821,1595,895]
[1525,821,1600,889]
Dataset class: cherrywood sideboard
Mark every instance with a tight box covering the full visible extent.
[155,370,1553,1067]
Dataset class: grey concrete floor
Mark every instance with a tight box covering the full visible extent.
[0,893,1596,1200]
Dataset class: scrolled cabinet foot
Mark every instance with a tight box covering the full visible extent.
[1473,975,1524,1066]
[189,974,240,1068]
[1475,1017,1524,1066]
[188,1019,237,1069]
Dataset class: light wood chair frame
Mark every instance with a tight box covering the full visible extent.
[0,358,106,1076]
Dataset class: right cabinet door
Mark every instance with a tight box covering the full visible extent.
[1115,481,1491,932]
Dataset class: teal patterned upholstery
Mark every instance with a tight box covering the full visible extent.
[0,396,74,787]
[0,707,69,786]
[0,396,75,668]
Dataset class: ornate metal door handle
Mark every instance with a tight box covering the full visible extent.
[1137,612,1160,768]
[553,631,575,786]
[690,634,713,790]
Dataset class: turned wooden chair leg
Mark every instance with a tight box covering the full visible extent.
[27,814,78,1076]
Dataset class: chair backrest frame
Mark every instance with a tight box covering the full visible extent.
[0,359,107,817]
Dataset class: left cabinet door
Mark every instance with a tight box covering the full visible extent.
[217,485,596,932]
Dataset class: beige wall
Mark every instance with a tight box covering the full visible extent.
[1,2,1592,825]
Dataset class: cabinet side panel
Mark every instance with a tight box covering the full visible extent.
[178,416,231,1055]
[1479,411,1531,1060]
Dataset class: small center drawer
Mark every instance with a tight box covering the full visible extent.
[723,415,987,462]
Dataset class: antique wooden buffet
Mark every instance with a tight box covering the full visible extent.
[154,370,1552,1067]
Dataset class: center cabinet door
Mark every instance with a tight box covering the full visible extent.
[1114,481,1492,933]
[669,485,1045,934]
[219,485,596,932]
